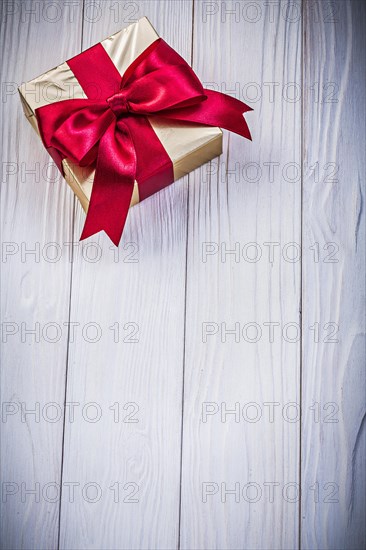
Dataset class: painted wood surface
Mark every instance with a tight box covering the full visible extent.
[0,1,82,548]
[59,2,193,549]
[0,1,364,549]
[301,1,366,549]
[180,3,301,549]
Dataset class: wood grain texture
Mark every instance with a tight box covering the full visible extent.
[180,2,302,549]
[0,1,82,548]
[58,2,193,549]
[301,1,366,548]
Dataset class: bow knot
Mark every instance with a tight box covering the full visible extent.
[106,90,131,116]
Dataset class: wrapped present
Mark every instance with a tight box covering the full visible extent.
[19,17,252,245]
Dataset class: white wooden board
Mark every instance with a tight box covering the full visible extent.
[301,1,366,548]
[0,1,82,548]
[180,2,301,548]
[58,2,193,549]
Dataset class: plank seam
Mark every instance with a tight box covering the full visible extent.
[57,2,85,547]
[178,2,195,548]
[299,0,305,548]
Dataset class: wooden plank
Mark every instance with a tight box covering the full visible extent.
[58,3,193,549]
[301,1,366,548]
[180,2,302,549]
[0,1,82,548]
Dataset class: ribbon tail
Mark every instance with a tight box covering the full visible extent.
[80,120,136,246]
[157,89,253,141]
[203,89,253,140]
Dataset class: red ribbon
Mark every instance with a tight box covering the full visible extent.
[35,38,252,245]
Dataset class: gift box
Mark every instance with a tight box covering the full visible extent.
[19,17,252,245]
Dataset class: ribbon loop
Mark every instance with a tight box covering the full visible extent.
[35,37,252,246]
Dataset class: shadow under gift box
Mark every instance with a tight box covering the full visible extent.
[18,16,223,212]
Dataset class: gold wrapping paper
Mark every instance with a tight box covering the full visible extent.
[19,17,223,212]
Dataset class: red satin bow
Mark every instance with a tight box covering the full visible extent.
[35,38,252,245]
